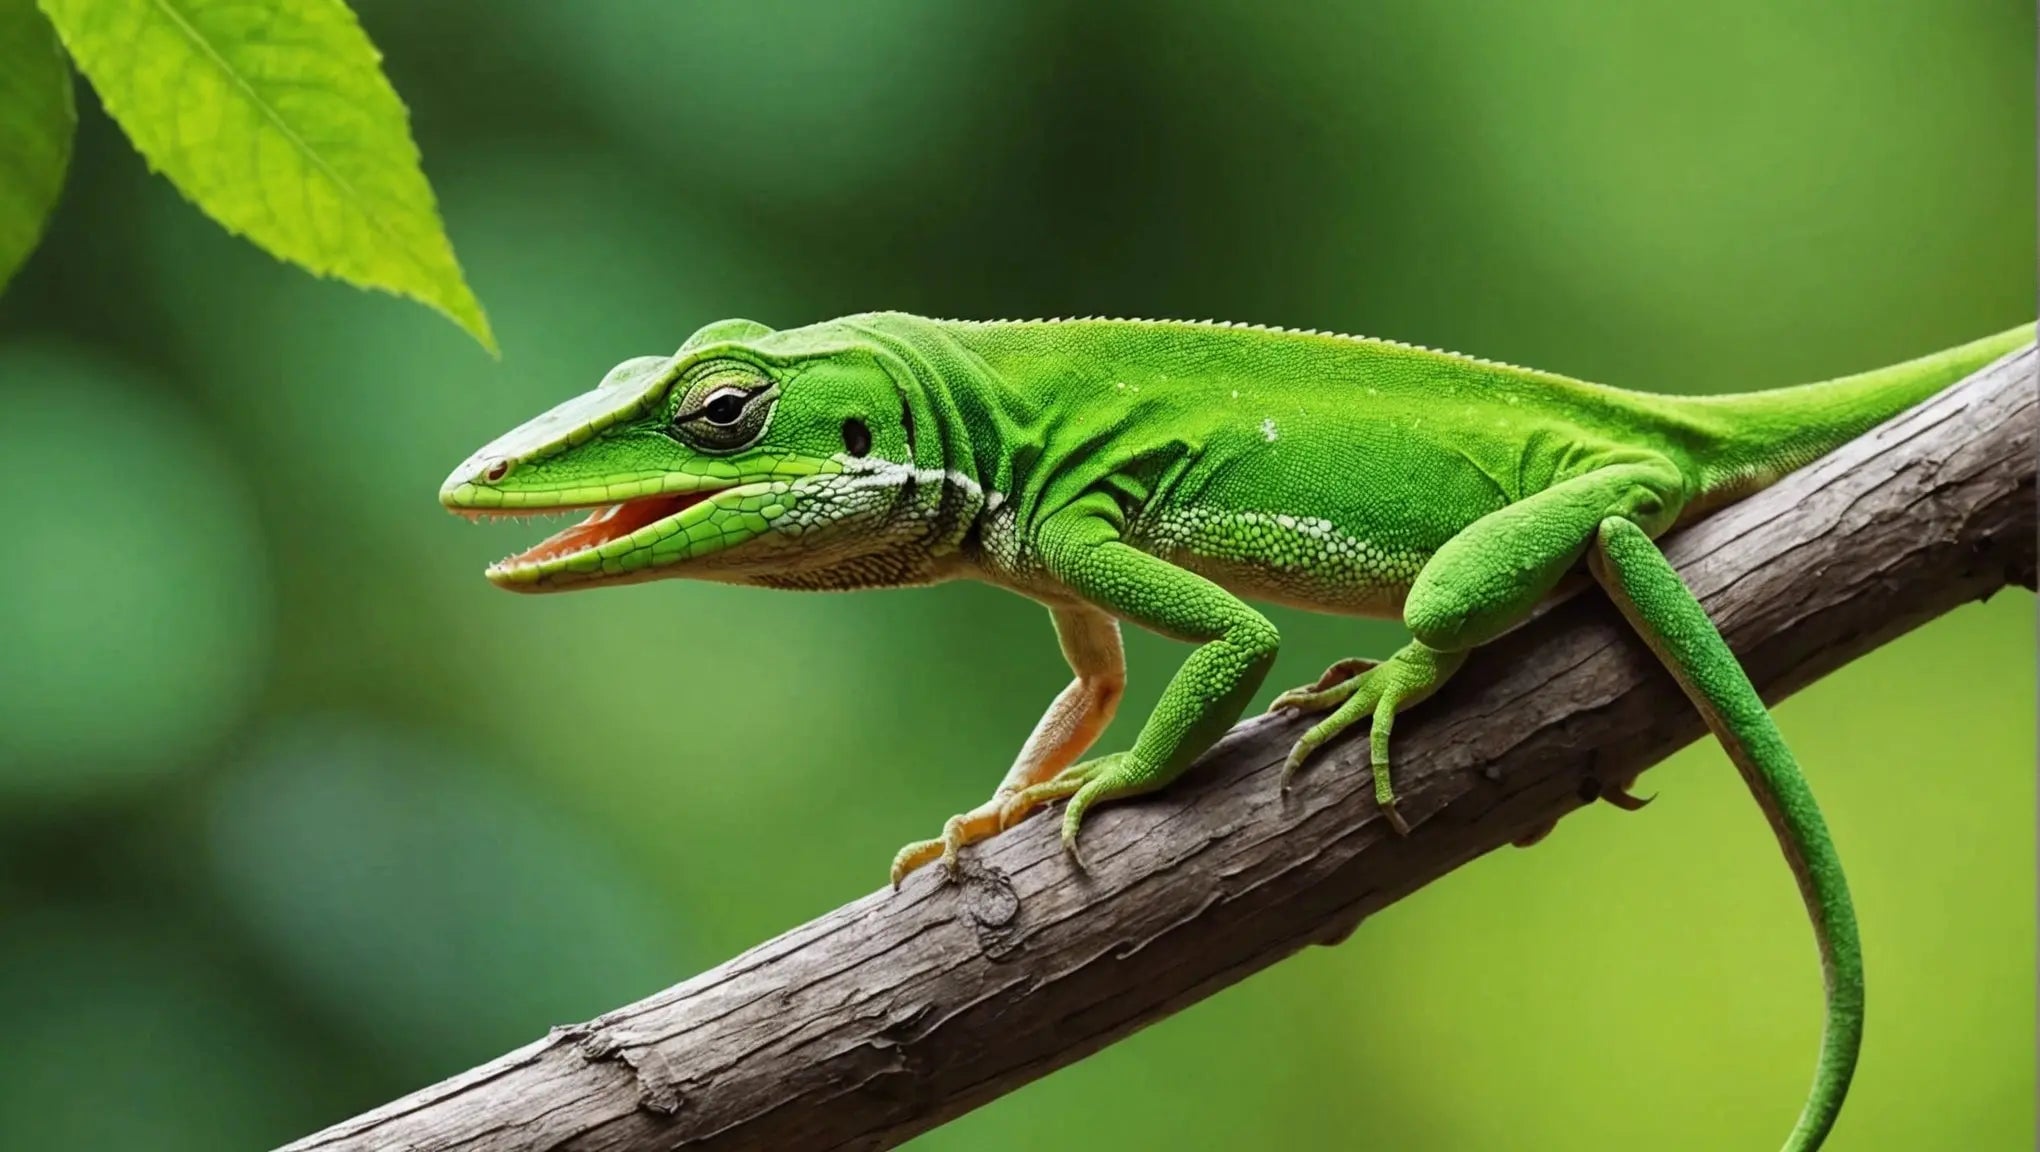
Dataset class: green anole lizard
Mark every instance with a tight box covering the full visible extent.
[442,313,2032,1151]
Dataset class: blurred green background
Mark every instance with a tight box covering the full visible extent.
[0,2,2032,1148]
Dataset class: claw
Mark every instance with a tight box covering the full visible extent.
[1379,794,1412,836]
[1601,779,1654,811]
[1279,732,1335,791]
[1507,778,1650,855]
[1059,779,1104,873]
[1061,828,1088,873]
[1284,730,1412,835]
[1279,745,1309,792]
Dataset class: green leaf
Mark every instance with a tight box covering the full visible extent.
[0,0,74,294]
[39,0,495,352]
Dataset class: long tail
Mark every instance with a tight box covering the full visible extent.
[1674,323,2033,506]
[1590,517,1861,1152]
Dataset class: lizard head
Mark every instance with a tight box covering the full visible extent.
[440,317,932,592]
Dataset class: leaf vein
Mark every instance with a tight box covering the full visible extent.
[144,0,420,276]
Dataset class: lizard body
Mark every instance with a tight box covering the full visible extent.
[443,312,2033,1151]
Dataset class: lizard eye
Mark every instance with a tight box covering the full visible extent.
[701,388,749,426]
[667,364,778,452]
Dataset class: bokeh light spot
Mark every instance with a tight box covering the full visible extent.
[0,343,269,800]
[206,715,687,1076]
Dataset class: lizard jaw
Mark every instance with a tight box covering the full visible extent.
[471,489,725,584]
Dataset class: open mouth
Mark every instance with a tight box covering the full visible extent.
[463,488,725,576]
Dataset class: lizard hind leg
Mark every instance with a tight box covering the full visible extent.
[1275,458,1685,837]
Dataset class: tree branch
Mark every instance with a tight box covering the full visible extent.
[281,347,2036,1152]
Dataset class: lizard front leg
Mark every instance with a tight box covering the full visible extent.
[995,496,1280,867]
[889,604,1125,887]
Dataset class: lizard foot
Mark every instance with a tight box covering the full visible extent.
[996,752,1133,872]
[890,793,1018,890]
[889,754,1136,887]
[1275,642,1465,836]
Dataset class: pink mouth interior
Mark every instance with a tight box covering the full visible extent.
[498,491,716,567]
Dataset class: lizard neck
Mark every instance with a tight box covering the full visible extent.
[839,315,1022,568]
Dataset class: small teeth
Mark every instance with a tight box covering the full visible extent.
[453,507,602,524]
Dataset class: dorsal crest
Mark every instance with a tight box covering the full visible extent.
[929,314,1548,379]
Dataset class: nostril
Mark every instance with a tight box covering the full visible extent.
[483,459,512,483]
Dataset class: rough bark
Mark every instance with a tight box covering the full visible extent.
[281,347,2037,1152]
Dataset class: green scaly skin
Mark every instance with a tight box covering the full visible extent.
[442,312,2033,1151]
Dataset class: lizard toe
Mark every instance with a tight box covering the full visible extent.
[889,837,947,890]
